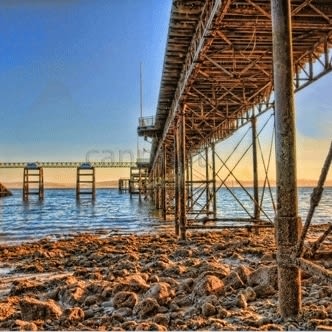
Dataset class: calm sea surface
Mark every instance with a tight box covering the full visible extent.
[0,188,331,244]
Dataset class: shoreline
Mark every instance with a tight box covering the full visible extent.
[0,225,331,330]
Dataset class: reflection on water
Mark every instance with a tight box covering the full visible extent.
[0,187,331,243]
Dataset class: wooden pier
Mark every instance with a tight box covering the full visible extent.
[138,0,332,319]
[76,164,96,200]
[129,165,148,199]
[23,164,44,201]
[118,178,130,193]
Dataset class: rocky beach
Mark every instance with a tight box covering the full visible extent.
[0,226,331,331]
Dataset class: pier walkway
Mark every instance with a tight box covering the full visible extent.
[0,161,137,168]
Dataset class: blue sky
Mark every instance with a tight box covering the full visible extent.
[0,0,171,161]
[0,1,331,182]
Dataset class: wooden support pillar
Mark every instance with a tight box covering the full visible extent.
[76,166,95,200]
[251,116,260,221]
[23,166,44,201]
[138,167,142,202]
[271,0,302,319]
[211,143,217,219]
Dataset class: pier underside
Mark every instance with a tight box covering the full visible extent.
[138,0,332,319]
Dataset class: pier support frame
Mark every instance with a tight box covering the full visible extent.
[23,166,44,201]
[271,0,302,319]
[76,166,96,200]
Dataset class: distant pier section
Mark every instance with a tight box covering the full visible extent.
[0,161,137,168]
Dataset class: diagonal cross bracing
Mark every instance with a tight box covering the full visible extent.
[150,0,332,168]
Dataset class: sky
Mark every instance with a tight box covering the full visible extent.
[0,0,331,184]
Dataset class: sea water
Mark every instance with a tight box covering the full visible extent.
[0,187,331,243]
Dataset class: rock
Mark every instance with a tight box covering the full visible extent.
[65,307,85,321]
[217,307,229,319]
[239,287,256,302]
[153,313,170,326]
[112,291,138,309]
[236,293,247,309]
[253,284,276,298]
[19,297,62,321]
[15,320,38,331]
[193,275,224,297]
[83,295,99,306]
[248,265,278,289]
[201,302,217,317]
[121,320,137,330]
[223,271,245,290]
[57,284,86,305]
[260,323,283,331]
[316,325,332,331]
[173,248,193,258]
[113,274,149,294]
[133,297,160,319]
[112,307,133,323]
[234,265,253,284]
[178,278,194,293]
[145,282,174,305]
[135,322,167,331]
[196,262,230,279]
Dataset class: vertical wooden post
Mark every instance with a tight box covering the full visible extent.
[39,167,44,200]
[251,116,260,221]
[271,0,302,319]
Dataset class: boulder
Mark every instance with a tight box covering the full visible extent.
[193,275,224,297]
[133,297,160,319]
[144,282,174,305]
[248,265,278,289]
[19,297,62,321]
[112,291,138,309]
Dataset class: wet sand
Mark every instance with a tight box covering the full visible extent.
[0,226,331,331]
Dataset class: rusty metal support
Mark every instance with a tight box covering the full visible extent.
[162,146,167,220]
[187,155,193,209]
[305,223,332,258]
[296,141,332,257]
[212,143,217,219]
[271,0,302,319]
[251,116,260,221]
[175,128,180,236]
[205,147,210,216]
[179,110,187,240]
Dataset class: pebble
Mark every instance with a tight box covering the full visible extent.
[0,228,330,331]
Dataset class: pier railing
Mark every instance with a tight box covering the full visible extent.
[0,161,137,168]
